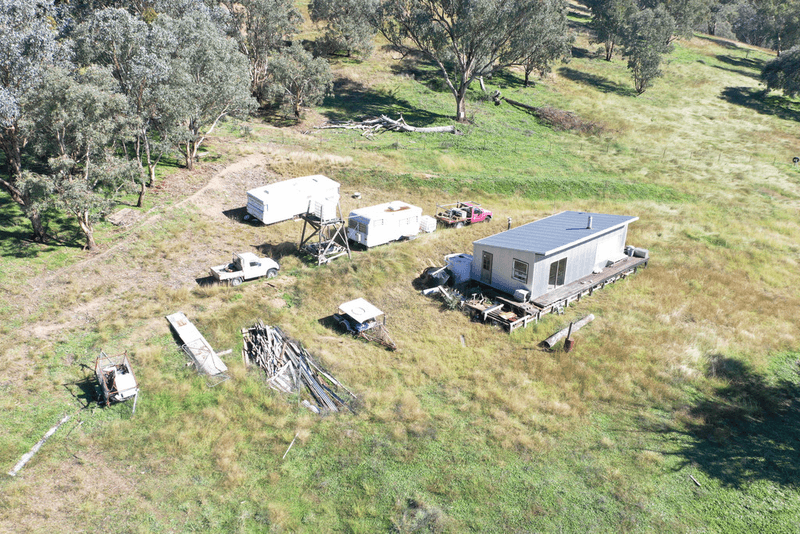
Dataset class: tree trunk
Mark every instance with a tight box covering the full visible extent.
[78,211,97,251]
[136,180,145,208]
[184,143,193,170]
[455,91,468,122]
[28,210,47,243]
[605,40,614,61]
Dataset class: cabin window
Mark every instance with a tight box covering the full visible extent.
[548,258,567,289]
[512,259,529,283]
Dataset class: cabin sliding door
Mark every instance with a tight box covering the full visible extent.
[548,258,567,289]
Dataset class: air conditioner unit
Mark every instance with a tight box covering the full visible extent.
[514,289,530,302]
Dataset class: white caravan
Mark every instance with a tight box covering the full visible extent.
[245,175,340,225]
[346,201,422,248]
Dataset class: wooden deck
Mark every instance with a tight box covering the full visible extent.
[532,255,648,310]
[460,255,648,333]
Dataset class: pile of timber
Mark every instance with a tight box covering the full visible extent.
[422,285,464,310]
[242,321,356,413]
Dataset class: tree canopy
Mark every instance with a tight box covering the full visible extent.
[310,0,379,57]
[265,42,333,118]
[762,45,800,97]
[376,0,560,122]
[0,0,69,241]
[622,5,675,94]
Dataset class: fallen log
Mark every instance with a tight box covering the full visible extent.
[540,314,595,349]
[8,413,72,476]
[317,114,460,136]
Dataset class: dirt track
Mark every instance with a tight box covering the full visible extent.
[21,151,278,343]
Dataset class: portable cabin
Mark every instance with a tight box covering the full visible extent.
[470,211,638,301]
[346,201,422,248]
[245,175,340,224]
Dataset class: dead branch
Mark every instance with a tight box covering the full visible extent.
[317,114,460,137]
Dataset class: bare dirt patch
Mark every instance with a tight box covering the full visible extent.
[7,145,300,350]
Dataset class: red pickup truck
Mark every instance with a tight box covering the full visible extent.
[435,201,493,228]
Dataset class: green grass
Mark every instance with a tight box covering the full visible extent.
[2,24,800,534]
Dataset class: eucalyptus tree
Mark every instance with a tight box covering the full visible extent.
[512,0,573,87]
[266,42,333,118]
[704,0,740,36]
[375,0,551,122]
[753,0,800,55]
[639,0,711,41]
[584,0,638,61]
[309,0,379,57]
[75,7,178,207]
[0,0,69,241]
[219,0,303,101]
[762,45,800,97]
[165,9,257,169]
[31,66,135,250]
[621,5,675,94]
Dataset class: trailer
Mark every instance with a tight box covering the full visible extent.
[94,351,139,408]
[334,298,396,350]
[435,201,493,228]
[166,312,230,386]
[245,174,340,225]
[346,201,422,248]
[209,252,279,286]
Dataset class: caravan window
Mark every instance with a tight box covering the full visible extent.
[348,219,366,233]
[512,259,529,283]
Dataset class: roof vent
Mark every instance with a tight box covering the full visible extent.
[587,216,593,229]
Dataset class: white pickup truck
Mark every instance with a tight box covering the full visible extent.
[210,252,280,286]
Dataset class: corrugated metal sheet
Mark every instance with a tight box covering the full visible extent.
[166,312,228,376]
[473,211,638,256]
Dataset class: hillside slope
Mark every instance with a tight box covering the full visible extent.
[1,25,799,533]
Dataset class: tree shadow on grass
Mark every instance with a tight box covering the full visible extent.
[720,86,800,123]
[558,67,636,97]
[712,54,767,80]
[696,35,747,51]
[0,194,82,258]
[323,74,451,125]
[661,355,800,488]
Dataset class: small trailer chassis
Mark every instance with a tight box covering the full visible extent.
[94,351,139,411]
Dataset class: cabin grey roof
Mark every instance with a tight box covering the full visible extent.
[474,211,638,256]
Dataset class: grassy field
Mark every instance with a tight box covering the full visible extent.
[1,18,800,534]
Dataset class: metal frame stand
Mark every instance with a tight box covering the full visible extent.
[299,201,351,265]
